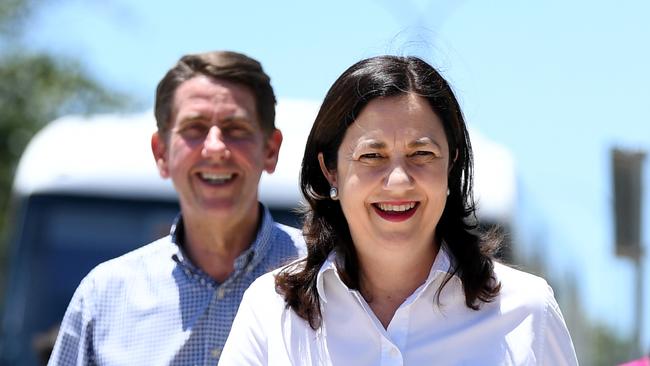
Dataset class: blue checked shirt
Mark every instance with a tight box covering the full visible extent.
[48,205,305,365]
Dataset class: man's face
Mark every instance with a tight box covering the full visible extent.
[152,76,282,225]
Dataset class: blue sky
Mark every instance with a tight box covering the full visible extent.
[23,0,650,349]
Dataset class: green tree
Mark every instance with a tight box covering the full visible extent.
[586,324,638,366]
[0,0,130,297]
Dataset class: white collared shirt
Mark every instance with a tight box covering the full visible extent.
[219,247,578,366]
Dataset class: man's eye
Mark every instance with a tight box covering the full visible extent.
[223,125,251,138]
[179,125,208,138]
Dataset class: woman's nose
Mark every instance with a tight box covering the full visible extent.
[384,161,413,191]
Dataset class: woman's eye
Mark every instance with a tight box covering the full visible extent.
[409,151,437,161]
[359,153,383,160]
[412,151,434,157]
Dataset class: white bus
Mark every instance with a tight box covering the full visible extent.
[0,99,515,365]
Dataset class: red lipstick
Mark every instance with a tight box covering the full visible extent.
[372,202,419,222]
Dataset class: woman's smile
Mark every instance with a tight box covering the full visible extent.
[371,201,419,222]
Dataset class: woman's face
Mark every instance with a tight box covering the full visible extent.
[320,94,450,259]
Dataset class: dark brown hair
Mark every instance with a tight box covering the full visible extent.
[276,55,501,330]
[154,50,276,139]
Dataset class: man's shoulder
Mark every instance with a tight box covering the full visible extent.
[270,222,303,242]
[99,235,174,265]
[268,222,306,256]
[83,236,176,285]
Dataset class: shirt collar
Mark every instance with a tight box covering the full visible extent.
[425,242,456,282]
[169,213,193,268]
[170,212,183,246]
[170,203,276,278]
[232,204,275,272]
[316,244,457,304]
[315,252,338,303]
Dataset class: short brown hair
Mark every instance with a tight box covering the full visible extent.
[154,51,276,139]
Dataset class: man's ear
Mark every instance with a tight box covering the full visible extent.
[318,152,337,187]
[151,132,170,178]
[263,129,283,174]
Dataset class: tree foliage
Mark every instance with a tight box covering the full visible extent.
[586,324,639,366]
[0,0,129,288]
[0,0,32,36]
[0,53,128,210]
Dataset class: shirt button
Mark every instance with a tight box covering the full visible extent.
[211,347,222,358]
[390,347,399,357]
[217,287,226,299]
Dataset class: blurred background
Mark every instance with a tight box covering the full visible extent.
[0,0,648,365]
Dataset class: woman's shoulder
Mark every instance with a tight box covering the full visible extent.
[493,261,548,287]
[490,262,578,364]
[492,261,556,309]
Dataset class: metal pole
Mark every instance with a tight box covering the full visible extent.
[635,253,644,356]
[611,148,646,355]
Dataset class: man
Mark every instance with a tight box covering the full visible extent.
[48,51,305,365]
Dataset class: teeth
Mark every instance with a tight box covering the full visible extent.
[200,172,233,183]
[377,202,416,212]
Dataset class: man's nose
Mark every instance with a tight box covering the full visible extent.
[202,126,230,160]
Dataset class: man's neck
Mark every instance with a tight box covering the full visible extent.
[181,206,261,282]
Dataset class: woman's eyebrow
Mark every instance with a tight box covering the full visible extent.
[408,137,441,149]
[357,139,386,150]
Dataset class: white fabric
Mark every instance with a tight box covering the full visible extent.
[219,247,578,366]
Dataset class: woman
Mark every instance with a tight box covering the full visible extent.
[219,55,578,365]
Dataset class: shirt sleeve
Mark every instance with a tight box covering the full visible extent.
[218,279,270,366]
[47,274,96,366]
[541,285,579,366]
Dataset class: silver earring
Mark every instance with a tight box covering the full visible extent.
[329,187,339,200]
[446,188,450,196]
